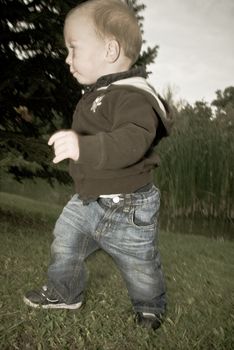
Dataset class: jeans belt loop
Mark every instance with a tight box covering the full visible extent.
[123,195,131,213]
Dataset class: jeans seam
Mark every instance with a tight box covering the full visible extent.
[67,233,91,304]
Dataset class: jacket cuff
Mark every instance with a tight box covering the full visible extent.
[75,134,102,168]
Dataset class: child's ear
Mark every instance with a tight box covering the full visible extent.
[105,39,120,63]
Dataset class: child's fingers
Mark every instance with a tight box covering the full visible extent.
[53,155,65,164]
[47,130,79,163]
[54,143,67,156]
[48,130,68,146]
[53,149,70,164]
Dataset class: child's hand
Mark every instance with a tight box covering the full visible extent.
[48,130,80,164]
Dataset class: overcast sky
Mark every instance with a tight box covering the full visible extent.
[143,0,234,104]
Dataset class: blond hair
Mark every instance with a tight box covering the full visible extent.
[66,0,142,65]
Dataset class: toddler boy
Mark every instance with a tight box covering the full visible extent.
[24,0,173,330]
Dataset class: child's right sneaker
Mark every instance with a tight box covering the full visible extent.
[23,285,82,310]
[135,312,164,330]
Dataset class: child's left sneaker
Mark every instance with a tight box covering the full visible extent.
[23,285,82,309]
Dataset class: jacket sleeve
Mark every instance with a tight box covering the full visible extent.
[76,90,158,170]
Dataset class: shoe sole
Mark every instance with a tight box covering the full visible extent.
[23,297,82,310]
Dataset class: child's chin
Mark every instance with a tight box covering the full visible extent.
[73,73,82,83]
[74,73,98,85]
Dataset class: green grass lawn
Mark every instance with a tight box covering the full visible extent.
[0,193,234,350]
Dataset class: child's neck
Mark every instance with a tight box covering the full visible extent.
[102,58,131,77]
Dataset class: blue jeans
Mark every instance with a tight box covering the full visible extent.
[47,184,166,315]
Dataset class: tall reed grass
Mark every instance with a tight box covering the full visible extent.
[155,102,234,221]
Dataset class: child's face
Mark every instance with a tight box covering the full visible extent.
[64,13,108,85]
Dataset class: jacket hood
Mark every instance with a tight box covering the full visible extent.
[98,76,174,140]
